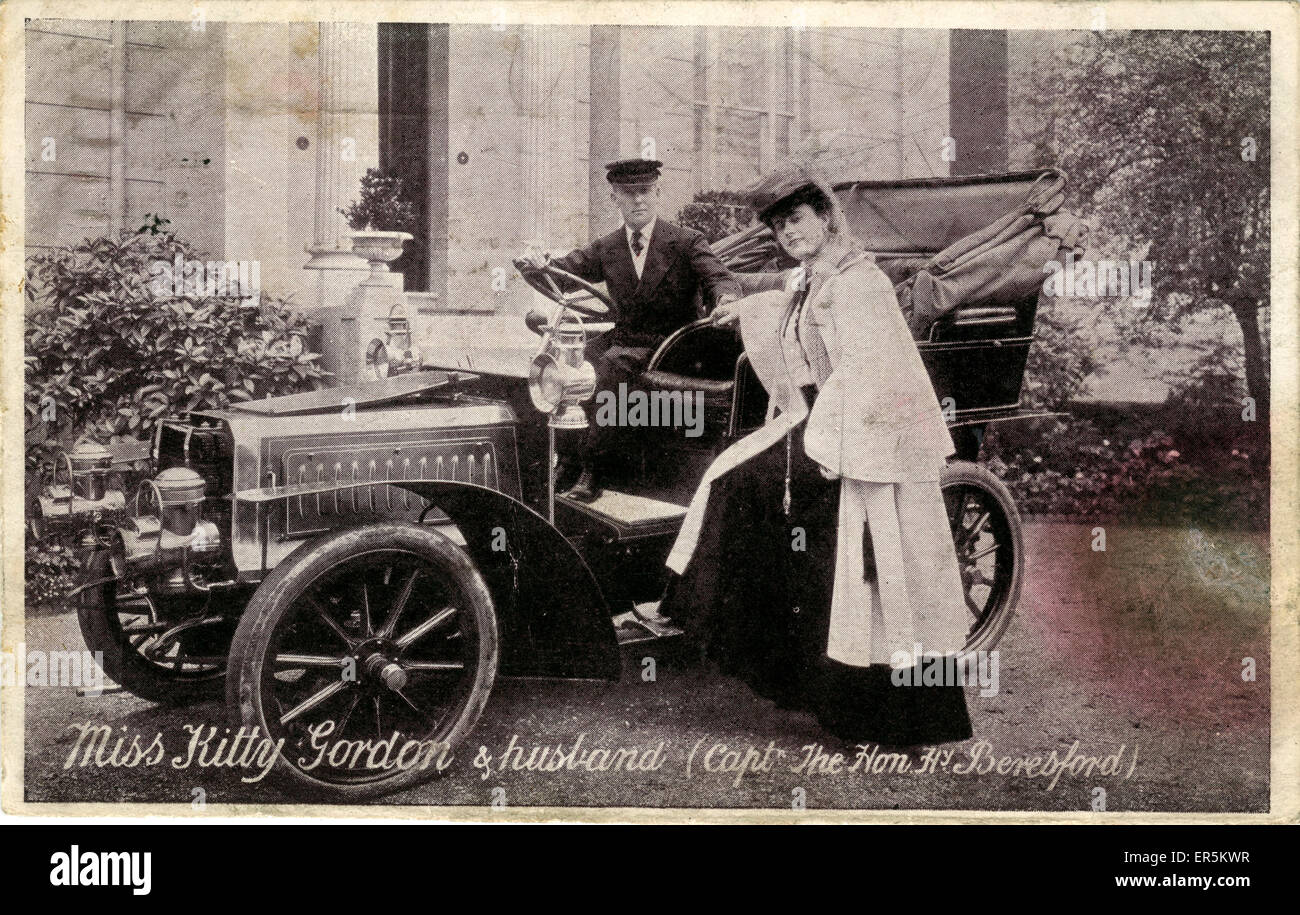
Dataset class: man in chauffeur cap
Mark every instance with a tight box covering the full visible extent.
[520,158,741,502]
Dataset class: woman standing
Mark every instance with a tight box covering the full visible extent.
[660,166,972,746]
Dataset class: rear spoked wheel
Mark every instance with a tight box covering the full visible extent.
[227,522,498,799]
[76,550,236,704]
[940,461,1024,653]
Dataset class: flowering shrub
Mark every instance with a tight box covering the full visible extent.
[25,538,82,606]
[1021,300,1098,409]
[984,416,1266,529]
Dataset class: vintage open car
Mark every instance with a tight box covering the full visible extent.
[41,169,1080,799]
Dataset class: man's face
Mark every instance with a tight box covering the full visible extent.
[611,184,659,231]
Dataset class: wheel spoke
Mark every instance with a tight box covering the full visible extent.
[379,569,420,639]
[274,654,348,669]
[121,621,169,635]
[392,688,440,729]
[403,660,466,672]
[337,693,363,733]
[965,542,999,562]
[960,510,991,549]
[394,606,458,650]
[280,680,350,725]
[373,696,384,738]
[306,596,357,648]
[361,581,372,637]
[965,590,985,621]
[175,656,225,667]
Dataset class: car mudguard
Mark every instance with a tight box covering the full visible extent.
[234,477,622,681]
[398,481,621,681]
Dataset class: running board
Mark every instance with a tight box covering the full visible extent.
[556,489,688,543]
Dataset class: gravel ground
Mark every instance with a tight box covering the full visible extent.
[17,522,1270,813]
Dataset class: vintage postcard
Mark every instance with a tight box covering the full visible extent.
[1,0,1295,824]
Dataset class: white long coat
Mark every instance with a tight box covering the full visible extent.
[666,242,970,666]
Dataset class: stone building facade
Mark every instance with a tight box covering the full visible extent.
[25,20,1012,381]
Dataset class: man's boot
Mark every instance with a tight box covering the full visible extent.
[562,465,601,503]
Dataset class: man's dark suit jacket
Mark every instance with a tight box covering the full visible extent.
[549,220,741,347]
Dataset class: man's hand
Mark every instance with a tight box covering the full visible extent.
[817,463,840,481]
[710,294,742,327]
[519,242,549,271]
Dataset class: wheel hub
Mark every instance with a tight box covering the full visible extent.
[353,637,408,691]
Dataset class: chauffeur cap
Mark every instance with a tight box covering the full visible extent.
[605,158,663,187]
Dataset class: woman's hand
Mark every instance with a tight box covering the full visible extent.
[710,295,743,327]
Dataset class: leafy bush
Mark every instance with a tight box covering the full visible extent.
[24,230,327,468]
[1021,299,1098,410]
[676,190,754,244]
[25,229,330,605]
[340,167,420,233]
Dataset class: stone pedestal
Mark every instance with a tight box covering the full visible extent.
[319,269,407,387]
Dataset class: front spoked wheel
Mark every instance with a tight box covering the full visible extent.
[227,522,498,799]
[940,461,1024,653]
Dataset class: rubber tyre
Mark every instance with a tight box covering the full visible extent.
[940,460,1024,654]
[226,521,498,800]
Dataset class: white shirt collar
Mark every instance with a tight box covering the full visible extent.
[625,217,656,248]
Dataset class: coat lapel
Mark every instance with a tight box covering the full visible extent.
[602,230,639,310]
[634,222,673,297]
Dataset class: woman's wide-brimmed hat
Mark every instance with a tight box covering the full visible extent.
[742,164,829,221]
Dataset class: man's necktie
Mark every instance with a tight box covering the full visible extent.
[630,229,644,257]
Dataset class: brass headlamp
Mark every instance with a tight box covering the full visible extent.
[528,313,596,429]
[69,440,113,501]
[527,307,598,524]
[367,305,423,379]
[32,440,126,538]
[112,466,220,582]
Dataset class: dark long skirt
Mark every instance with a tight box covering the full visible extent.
[660,421,972,747]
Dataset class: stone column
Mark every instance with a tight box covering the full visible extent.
[521,26,563,247]
[304,21,380,307]
[514,27,577,315]
[588,26,621,240]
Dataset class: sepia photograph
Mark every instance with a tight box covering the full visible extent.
[0,0,1294,831]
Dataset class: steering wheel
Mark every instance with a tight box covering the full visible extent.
[513,258,616,319]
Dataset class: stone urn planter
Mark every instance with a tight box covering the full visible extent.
[349,230,413,286]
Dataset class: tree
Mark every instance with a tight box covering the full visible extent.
[1014,31,1270,422]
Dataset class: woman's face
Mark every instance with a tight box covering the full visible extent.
[770,203,830,261]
